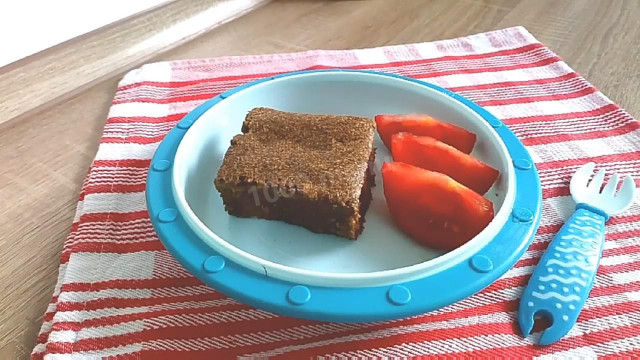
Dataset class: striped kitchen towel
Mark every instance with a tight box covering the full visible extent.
[32,26,640,359]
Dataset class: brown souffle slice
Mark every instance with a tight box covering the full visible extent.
[214,107,376,239]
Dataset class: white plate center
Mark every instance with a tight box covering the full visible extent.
[172,71,515,287]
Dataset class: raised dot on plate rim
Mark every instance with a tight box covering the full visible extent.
[177,120,193,129]
[513,158,532,170]
[512,207,533,223]
[470,255,493,273]
[152,160,171,172]
[288,285,311,305]
[387,285,412,305]
[158,208,178,223]
[489,119,503,128]
[203,256,225,273]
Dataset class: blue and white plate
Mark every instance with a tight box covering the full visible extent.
[146,69,542,322]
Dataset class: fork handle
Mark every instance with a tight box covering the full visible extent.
[518,204,607,345]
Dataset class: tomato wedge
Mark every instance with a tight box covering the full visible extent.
[381,162,494,252]
[375,114,476,154]
[391,132,499,194]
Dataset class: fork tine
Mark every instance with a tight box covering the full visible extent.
[587,168,606,192]
[570,162,595,192]
[601,173,619,196]
[614,175,637,213]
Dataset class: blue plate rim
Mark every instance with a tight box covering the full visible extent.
[146,68,542,322]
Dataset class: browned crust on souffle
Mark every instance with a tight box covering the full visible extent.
[214,107,376,239]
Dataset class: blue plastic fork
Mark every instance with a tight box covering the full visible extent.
[518,162,636,345]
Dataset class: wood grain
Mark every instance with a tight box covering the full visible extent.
[0,0,269,126]
[1,0,639,358]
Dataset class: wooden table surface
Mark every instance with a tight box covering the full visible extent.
[1,0,639,358]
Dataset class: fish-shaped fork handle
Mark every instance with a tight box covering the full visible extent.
[518,204,606,345]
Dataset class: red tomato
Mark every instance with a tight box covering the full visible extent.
[381,162,495,252]
[375,114,476,154]
[391,132,499,194]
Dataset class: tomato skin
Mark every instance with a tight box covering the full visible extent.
[375,114,476,154]
[391,132,499,194]
[381,162,494,252]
